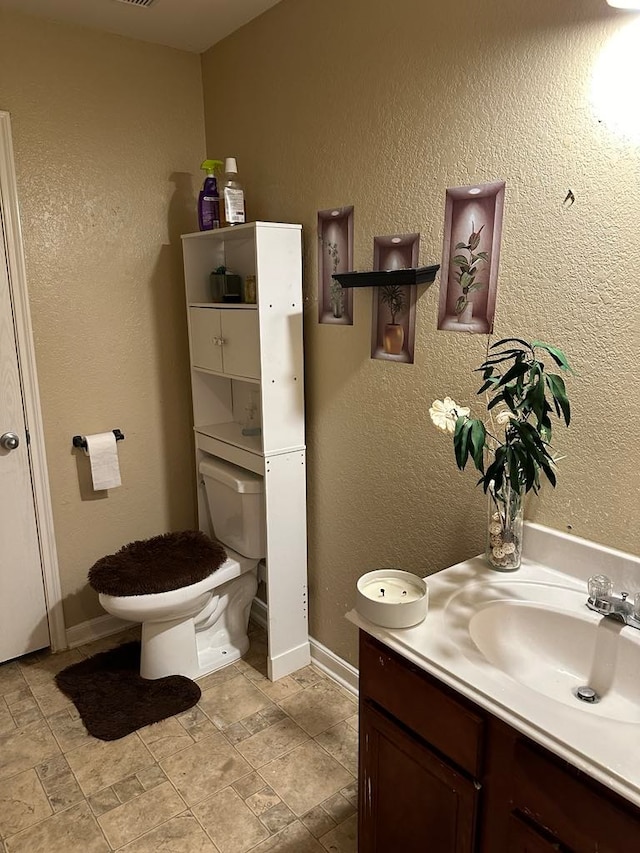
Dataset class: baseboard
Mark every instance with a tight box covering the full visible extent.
[68,603,359,697]
[66,613,134,649]
[250,598,359,696]
[250,597,268,629]
[309,636,359,697]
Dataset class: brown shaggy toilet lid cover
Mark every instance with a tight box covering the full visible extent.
[88,530,228,596]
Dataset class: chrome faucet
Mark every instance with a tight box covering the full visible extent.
[586,574,640,630]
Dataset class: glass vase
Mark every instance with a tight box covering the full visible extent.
[486,480,524,571]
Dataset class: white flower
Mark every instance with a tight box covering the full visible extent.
[429,397,470,433]
[495,409,512,426]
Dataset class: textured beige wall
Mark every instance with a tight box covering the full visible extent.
[0,11,204,628]
[202,0,640,666]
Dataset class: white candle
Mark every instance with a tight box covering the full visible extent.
[356,569,428,629]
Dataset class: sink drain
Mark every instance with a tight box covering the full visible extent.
[575,686,600,704]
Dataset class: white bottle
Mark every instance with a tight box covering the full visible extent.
[222,157,246,226]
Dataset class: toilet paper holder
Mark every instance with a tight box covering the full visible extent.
[72,429,125,450]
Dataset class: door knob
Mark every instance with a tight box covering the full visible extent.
[0,432,20,451]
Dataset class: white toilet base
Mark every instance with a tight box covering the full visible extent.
[138,566,258,681]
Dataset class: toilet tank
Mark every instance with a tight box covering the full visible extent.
[199,457,266,559]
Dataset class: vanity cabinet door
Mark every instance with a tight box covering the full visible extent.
[360,701,479,853]
[506,814,566,852]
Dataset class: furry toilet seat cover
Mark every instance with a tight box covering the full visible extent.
[88,530,228,596]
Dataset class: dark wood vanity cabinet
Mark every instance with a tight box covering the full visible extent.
[358,631,640,853]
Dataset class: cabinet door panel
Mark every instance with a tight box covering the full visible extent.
[507,814,565,852]
[221,310,260,379]
[360,701,478,853]
[512,740,640,853]
[190,308,223,373]
[359,632,484,777]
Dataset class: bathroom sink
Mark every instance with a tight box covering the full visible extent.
[445,580,640,723]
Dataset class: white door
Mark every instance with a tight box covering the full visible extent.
[0,206,50,662]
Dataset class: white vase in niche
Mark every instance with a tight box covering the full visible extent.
[457,301,474,324]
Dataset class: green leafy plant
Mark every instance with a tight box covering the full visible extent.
[452,222,489,315]
[431,338,574,496]
[380,284,406,325]
[430,338,574,567]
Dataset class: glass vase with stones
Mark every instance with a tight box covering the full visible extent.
[487,478,523,571]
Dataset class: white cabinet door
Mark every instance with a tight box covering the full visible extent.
[190,307,223,373]
[189,307,260,380]
[221,310,260,380]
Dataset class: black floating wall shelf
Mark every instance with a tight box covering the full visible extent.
[332,264,440,288]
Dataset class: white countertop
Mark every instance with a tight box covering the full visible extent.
[347,523,640,809]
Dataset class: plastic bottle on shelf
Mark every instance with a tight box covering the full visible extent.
[221,157,246,226]
[198,159,222,231]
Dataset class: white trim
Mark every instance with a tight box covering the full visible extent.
[66,613,135,649]
[250,598,359,695]
[0,112,66,652]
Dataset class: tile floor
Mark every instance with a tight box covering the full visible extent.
[0,624,358,853]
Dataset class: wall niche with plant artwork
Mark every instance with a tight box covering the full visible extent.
[370,233,419,364]
[438,181,505,334]
[317,206,354,325]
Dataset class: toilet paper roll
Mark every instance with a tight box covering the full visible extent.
[84,432,122,491]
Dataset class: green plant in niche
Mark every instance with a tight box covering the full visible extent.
[452,222,489,316]
[380,284,406,325]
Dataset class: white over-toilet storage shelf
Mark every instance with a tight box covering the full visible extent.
[181,221,309,681]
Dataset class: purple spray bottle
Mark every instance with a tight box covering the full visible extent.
[198,159,222,231]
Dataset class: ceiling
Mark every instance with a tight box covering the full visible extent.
[0,0,283,53]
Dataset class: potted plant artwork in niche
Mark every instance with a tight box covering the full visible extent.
[429,338,574,570]
[452,222,488,323]
[380,284,407,354]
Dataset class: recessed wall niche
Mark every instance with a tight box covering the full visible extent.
[317,206,354,325]
[438,181,505,334]
[371,233,419,364]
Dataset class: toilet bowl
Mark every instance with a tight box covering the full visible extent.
[96,457,265,680]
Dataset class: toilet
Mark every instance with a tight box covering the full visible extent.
[96,456,265,680]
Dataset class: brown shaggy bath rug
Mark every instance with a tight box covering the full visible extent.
[54,641,201,741]
[88,530,227,596]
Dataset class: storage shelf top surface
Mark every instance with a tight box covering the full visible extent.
[182,221,302,241]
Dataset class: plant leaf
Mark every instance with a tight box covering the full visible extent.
[470,420,486,471]
[496,361,529,388]
[454,417,472,470]
[546,373,571,426]
[490,337,533,352]
[532,341,574,374]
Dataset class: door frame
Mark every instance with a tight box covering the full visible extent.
[0,111,66,652]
